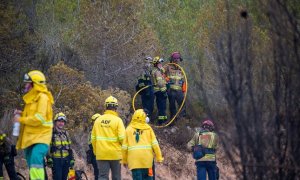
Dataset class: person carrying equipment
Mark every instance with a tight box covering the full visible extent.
[87,113,101,180]
[0,133,19,180]
[151,56,168,125]
[14,70,54,180]
[135,56,154,122]
[91,96,125,180]
[165,52,186,123]
[47,112,75,180]
[122,109,164,180]
[187,120,219,180]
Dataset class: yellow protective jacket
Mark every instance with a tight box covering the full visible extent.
[122,117,163,170]
[17,87,54,150]
[187,130,218,161]
[91,110,125,160]
[152,67,167,93]
[165,64,184,91]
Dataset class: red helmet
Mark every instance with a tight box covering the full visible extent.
[202,119,215,131]
[170,52,183,62]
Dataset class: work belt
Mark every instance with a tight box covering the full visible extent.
[170,85,182,91]
[204,148,216,154]
[52,150,69,158]
[158,116,167,120]
[154,86,167,92]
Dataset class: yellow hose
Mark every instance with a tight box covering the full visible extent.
[132,85,150,112]
[132,63,188,128]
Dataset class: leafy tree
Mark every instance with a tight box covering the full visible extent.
[71,1,160,90]
[48,61,131,129]
[48,61,132,156]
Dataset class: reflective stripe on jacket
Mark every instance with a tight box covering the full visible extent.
[17,90,53,150]
[50,129,72,158]
[135,73,153,96]
[187,130,218,161]
[91,110,125,160]
[165,64,184,91]
[152,68,167,92]
[122,126,163,170]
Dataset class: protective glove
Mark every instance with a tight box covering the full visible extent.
[70,159,75,168]
[47,158,53,168]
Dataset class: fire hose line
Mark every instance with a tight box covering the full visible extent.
[132,63,188,128]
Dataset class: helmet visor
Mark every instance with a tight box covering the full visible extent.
[23,73,32,83]
[56,116,66,121]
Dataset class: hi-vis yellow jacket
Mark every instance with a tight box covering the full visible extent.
[165,64,184,91]
[187,130,218,161]
[122,116,163,170]
[152,67,167,93]
[91,110,125,160]
[17,87,54,150]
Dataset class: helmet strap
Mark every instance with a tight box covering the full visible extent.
[23,83,33,94]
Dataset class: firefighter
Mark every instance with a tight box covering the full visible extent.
[165,52,186,123]
[151,56,168,125]
[14,70,54,180]
[135,56,154,122]
[0,133,19,180]
[187,120,218,180]
[87,113,101,180]
[47,112,75,180]
[91,96,125,180]
[122,109,164,180]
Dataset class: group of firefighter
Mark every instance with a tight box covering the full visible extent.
[0,51,218,180]
[136,52,186,125]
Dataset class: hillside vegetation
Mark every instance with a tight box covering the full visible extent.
[1,0,299,179]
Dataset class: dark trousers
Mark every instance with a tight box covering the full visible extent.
[168,90,186,120]
[152,160,155,180]
[154,91,167,125]
[132,168,153,180]
[88,144,99,180]
[0,154,18,180]
[196,161,217,180]
[91,154,99,180]
[141,94,154,120]
[52,157,70,180]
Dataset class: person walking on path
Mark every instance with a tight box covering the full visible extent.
[91,96,125,180]
[187,120,218,180]
[14,70,54,180]
[122,109,164,180]
[87,113,101,180]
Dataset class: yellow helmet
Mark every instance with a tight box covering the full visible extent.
[132,109,147,123]
[54,112,67,122]
[152,56,164,64]
[90,113,101,122]
[105,96,118,108]
[23,70,46,85]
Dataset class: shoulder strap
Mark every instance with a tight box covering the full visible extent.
[62,130,71,149]
[197,131,202,145]
[50,128,56,153]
